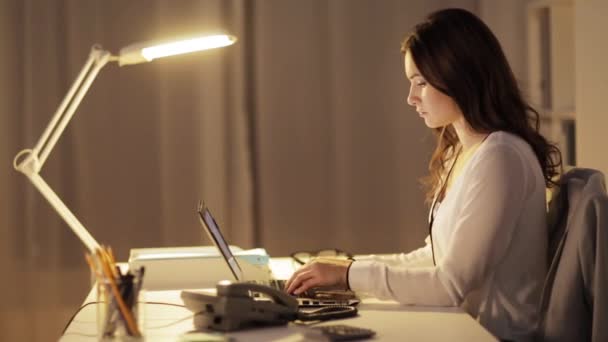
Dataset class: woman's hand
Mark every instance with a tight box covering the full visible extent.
[285,258,353,295]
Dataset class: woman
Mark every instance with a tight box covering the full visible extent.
[285,8,561,341]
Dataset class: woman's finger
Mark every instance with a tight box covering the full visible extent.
[293,277,317,295]
[286,270,313,294]
[285,265,310,289]
[285,270,314,294]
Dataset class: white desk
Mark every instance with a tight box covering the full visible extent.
[61,258,497,341]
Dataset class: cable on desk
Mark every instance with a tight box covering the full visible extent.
[61,301,188,336]
[146,314,195,329]
[141,301,186,309]
[61,301,103,335]
[140,301,194,330]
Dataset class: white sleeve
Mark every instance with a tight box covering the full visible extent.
[348,145,528,305]
[355,236,433,268]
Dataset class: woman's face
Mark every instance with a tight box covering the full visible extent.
[404,50,463,128]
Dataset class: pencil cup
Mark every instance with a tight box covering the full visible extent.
[96,279,145,340]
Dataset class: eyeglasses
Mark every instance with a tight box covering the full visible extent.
[290,248,354,265]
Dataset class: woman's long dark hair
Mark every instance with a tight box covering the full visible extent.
[401,8,562,204]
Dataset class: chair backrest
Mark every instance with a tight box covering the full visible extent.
[538,168,608,342]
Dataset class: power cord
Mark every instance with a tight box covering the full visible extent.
[61,301,103,335]
[61,301,188,335]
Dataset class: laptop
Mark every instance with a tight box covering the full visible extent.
[197,202,359,307]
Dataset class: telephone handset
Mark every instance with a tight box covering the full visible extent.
[181,280,357,332]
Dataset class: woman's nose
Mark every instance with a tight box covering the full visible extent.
[407,89,417,107]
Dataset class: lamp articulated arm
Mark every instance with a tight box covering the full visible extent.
[13,45,118,254]
[12,34,237,254]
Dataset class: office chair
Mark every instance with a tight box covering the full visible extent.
[537,168,608,342]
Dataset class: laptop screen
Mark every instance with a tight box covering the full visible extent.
[197,203,243,281]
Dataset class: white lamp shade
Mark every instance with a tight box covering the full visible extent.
[118,34,237,66]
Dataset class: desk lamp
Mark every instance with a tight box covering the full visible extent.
[13,34,237,253]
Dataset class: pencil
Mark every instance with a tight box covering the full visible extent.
[96,249,141,337]
[100,245,119,279]
[107,246,116,264]
[84,253,106,289]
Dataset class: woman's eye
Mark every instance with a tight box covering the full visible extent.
[417,81,427,87]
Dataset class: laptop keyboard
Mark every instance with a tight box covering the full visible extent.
[246,279,359,307]
[269,279,287,290]
[246,279,315,297]
[245,279,286,290]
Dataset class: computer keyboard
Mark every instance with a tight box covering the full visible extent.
[245,279,285,290]
[245,279,360,307]
[246,279,318,298]
[269,279,287,290]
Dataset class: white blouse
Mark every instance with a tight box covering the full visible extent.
[348,131,547,341]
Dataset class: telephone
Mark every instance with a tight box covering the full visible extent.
[181,280,357,332]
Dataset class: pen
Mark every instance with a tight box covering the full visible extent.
[132,266,145,307]
[105,273,132,336]
[122,273,135,308]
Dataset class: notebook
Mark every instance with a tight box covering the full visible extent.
[197,202,359,307]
